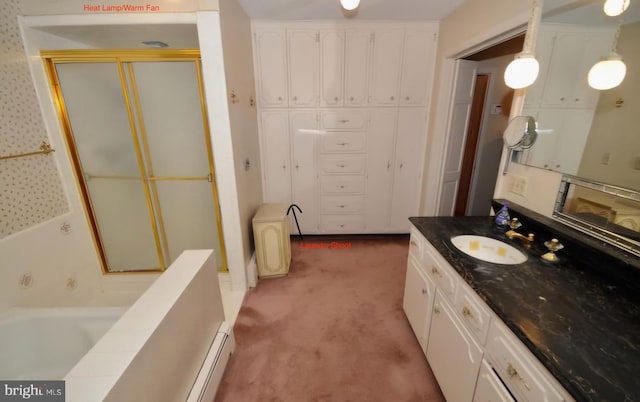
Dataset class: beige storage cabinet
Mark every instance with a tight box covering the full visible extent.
[252,203,291,278]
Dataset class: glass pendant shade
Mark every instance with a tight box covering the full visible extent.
[504,53,540,89]
[588,53,627,90]
[603,0,630,16]
[340,0,360,10]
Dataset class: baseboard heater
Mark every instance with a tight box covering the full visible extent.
[187,322,235,402]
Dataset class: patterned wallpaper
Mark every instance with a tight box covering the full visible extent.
[0,0,69,239]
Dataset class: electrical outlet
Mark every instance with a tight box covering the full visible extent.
[510,176,528,196]
[601,152,611,165]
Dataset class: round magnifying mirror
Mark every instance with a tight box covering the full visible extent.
[504,115,537,149]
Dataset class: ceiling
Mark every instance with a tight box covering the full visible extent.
[235,0,465,20]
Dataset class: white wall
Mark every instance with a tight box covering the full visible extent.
[218,0,263,282]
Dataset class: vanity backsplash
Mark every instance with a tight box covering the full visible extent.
[492,199,640,293]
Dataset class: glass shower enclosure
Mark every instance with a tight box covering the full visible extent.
[43,50,227,273]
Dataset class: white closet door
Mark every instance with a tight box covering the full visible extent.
[291,111,318,233]
[260,110,292,204]
[254,28,288,107]
[390,108,427,230]
[288,29,318,107]
[320,29,345,107]
[400,27,436,106]
[366,108,396,231]
[344,28,372,106]
[369,28,404,106]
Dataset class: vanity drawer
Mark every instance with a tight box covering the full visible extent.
[409,227,425,264]
[455,281,492,345]
[320,110,368,130]
[319,132,366,153]
[320,215,364,232]
[319,176,365,195]
[321,196,364,214]
[486,320,569,402]
[319,155,365,174]
[423,245,457,300]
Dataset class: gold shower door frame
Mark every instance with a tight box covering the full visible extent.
[42,49,228,273]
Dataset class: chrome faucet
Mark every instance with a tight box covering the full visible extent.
[505,218,535,247]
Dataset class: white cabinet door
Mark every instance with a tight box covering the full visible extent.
[254,28,288,107]
[403,256,436,353]
[320,29,345,107]
[369,28,404,106]
[344,29,372,106]
[390,108,427,231]
[260,111,291,204]
[473,360,515,402]
[427,291,483,402]
[290,111,318,233]
[366,109,396,231]
[400,27,436,106]
[288,29,318,107]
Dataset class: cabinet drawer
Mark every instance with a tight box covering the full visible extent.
[321,196,364,214]
[320,110,368,130]
[319,176,365,195]
[474,359,515,402]
[486,320,569,402]
[409,227,425,264]
[319,132,366,153]
[455,281,492,345]
[319,155,365,174]
[320,215,364,232]
[423,246,457,300]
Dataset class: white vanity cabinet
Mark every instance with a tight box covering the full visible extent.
[402,226,575,402]
[428,290,483,402]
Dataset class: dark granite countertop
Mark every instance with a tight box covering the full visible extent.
[409,209,640,402]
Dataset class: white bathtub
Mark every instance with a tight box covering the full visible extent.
[0,307,126,380]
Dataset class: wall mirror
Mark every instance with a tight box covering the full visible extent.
[554,175,640,257]
[513,0,640,193]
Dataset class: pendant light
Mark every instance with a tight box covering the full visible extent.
[340,0,360,11]
[504,0,543,89]
[588,19,626,90]
[603,0,630,16]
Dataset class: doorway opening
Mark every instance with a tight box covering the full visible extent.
[440,34,523,216]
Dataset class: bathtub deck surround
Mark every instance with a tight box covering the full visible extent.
[408,206,640,401]
[64,250,232,402]
[215,236,445,401]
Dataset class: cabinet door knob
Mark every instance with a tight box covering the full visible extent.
[410,240,417,246]
[421,288,427,295]
[462,306,473,317]
[390,96,395,101]
[334,96,339,101]
[560,97,565,101]
[338,205,345,208]
[337,142,349,146]
[282,165,286,170]
[278,96,283,101]
[339,185,345,189]
[350,96,354,101]
[434,303,441,314]
[338,119,349,124]
[337,164,346,168]
[405,96,410,101]
[293,96,298,101]
[431,267,441,277]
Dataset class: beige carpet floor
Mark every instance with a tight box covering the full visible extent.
[215,236,445,402]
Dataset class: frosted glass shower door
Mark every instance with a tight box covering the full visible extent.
[130,61,225,269]
[55,63,161,271]
[49,52,227,273]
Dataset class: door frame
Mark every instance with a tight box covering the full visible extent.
[421,18,529,216]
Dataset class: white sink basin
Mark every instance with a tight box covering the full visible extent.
[450,235,527,265]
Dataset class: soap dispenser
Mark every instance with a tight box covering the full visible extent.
[495,202,510,226]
